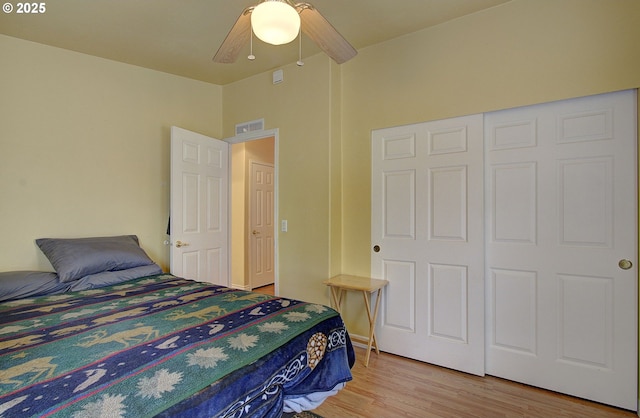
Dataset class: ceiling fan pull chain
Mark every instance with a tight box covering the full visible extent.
[296,28,304,66]
[248,23,256,61]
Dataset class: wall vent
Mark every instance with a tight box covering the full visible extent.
[235,118,265,135]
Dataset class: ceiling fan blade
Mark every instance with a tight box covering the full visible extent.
[213,7,253,63]
[296,3,357,64]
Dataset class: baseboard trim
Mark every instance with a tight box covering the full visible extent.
[348,333,369,349]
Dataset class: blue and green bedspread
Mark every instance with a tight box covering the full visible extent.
[0,274,354,417]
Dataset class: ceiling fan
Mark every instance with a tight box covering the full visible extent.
[213,0,357,65]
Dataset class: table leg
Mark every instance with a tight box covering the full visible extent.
[370,288,383,356]
[363,289,384,367]
[329,286,343,313]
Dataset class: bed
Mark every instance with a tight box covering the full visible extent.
[0,236,354,417]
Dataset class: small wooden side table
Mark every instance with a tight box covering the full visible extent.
[323,274,389,367]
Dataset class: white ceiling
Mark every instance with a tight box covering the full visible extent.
[0,0,511,85]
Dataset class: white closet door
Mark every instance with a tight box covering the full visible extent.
[372,114,485,376]
[485,90,637,410]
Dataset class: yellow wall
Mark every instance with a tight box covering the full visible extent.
[1,0,639,342]
[224,0,640,337]
[341,0,640,289]
[223,53,340,304]
[0,35,223,272]
[230,143,247,287]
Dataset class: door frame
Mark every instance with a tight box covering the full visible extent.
[226,128,279,294]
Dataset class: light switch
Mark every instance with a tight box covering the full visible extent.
[281,220,288,232]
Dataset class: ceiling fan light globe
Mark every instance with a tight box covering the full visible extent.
[251,1,301,45]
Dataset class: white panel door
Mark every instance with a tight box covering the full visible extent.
[372,114,485,376]
[170,126,229,286]
[485,90,637,410]
[249,161,275,288]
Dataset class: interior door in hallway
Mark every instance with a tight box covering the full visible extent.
[485,90,637,410]
[249,161,275,288]
[170,126,229,286]
[371,114,485,376]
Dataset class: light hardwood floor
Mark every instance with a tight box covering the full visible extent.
[252,284,275,295]
[253,284,636,418]
[314,347,636,418]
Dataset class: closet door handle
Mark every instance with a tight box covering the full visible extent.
[618,259,633,270]
[175,240,189,248]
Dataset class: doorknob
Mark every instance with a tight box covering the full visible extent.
[618,259,633,270]
[175,240,189,248]
[252,230,260,235]
[373,245,380,253]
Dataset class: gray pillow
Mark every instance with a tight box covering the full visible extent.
[68,264,163,291]
[0,271,68,302]
[36,235,156,283]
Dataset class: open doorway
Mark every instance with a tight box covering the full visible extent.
[230,133,276,292]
